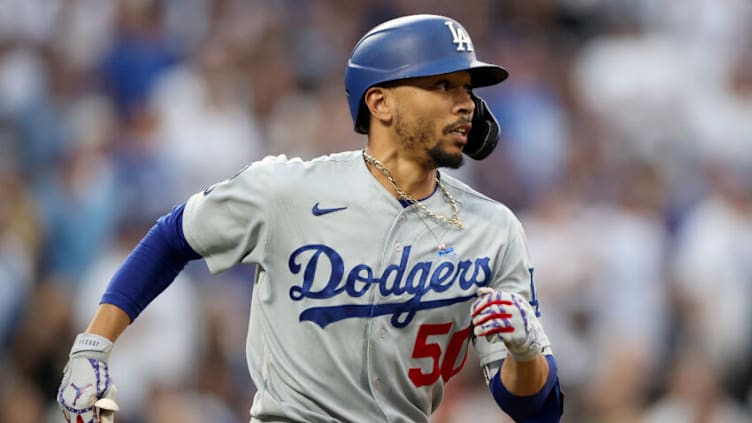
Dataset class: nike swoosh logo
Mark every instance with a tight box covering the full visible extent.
[312,202,347,216]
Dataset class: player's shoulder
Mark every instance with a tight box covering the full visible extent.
[244,150,361,185]
[308,150,364,169]
[441,173,514,212]
[441,173,522,225]
[252,150,360,170]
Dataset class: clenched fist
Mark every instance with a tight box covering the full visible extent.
[471,288,543,362]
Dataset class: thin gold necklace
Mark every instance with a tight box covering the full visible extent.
[362,150,463,230]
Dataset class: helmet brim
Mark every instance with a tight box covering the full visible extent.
[468,63,509,88]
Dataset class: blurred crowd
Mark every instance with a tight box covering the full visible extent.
[1,0,751,422]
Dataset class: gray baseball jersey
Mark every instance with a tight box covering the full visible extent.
[182,150,551,423]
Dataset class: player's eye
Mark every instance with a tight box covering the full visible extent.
[433,80,472,94]
[435,80,449,91]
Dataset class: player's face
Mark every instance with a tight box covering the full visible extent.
[388,71,475,169]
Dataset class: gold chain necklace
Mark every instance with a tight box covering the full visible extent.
[362,150,463,230]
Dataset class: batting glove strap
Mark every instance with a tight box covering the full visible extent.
[472,290,543,362]
[70,333,113,360]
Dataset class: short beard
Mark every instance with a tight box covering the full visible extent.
[394,112,427,151]
[428,144,464,169]
[394,110,463,169]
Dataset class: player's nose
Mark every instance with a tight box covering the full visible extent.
[454,88,475,118]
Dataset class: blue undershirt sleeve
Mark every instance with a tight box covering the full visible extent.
[100,204,201,321]
[489,355,564,422]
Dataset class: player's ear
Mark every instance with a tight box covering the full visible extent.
[363,86,393,128]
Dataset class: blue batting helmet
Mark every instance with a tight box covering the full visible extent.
[345,14,508,134]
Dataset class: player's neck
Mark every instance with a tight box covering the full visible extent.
[363,145,437,200]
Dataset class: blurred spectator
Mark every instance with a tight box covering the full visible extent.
[644,0,752,72]
[581,160,671,422]
[0,0,62,44]
[100,0,181,119]
[51,0,117,72]
[0,162,39,346]
[151,36,264,200]
[573,11,694,166]
[12,48,82,185]
[687,47,752,168]
[7,282,74,412]
[144,385,240,423]
[0,368,47,423]
[521,159,671,422]
[110,98,175,224]
[672,157,752,403]
[476,27,571,209]
[0,42,47,120]
[518,178,598,418]
[642,347,752,423]
[33,95,119,286]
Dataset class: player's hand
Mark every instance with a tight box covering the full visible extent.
[58,333,119,422]
[471,288,543,362]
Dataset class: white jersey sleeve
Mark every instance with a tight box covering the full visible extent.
[182,155,292,274]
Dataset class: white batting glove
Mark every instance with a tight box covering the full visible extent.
[471,287,543,362]
[58,333,119,423]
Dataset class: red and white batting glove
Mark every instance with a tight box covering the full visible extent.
[58,333,119,423]
[471,287,543,362]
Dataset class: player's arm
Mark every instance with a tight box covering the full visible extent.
[471,215,563,421]
[84,203,201,339]
[97,203,201,323]
[490,355,562,422]
[500,352,550,395]
[58,204,201,422]
[85,303,131,342]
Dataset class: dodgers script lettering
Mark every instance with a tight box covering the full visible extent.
[288,244,491,328]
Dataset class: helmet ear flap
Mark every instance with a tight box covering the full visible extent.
[464,92,499,160]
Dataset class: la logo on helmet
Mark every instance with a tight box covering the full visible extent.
[444,21,474,52]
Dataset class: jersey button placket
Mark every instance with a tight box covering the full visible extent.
[369,224,400,414]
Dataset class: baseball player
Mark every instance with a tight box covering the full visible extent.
[57,14,562,422]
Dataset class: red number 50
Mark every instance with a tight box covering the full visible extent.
[408,323,472,387]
